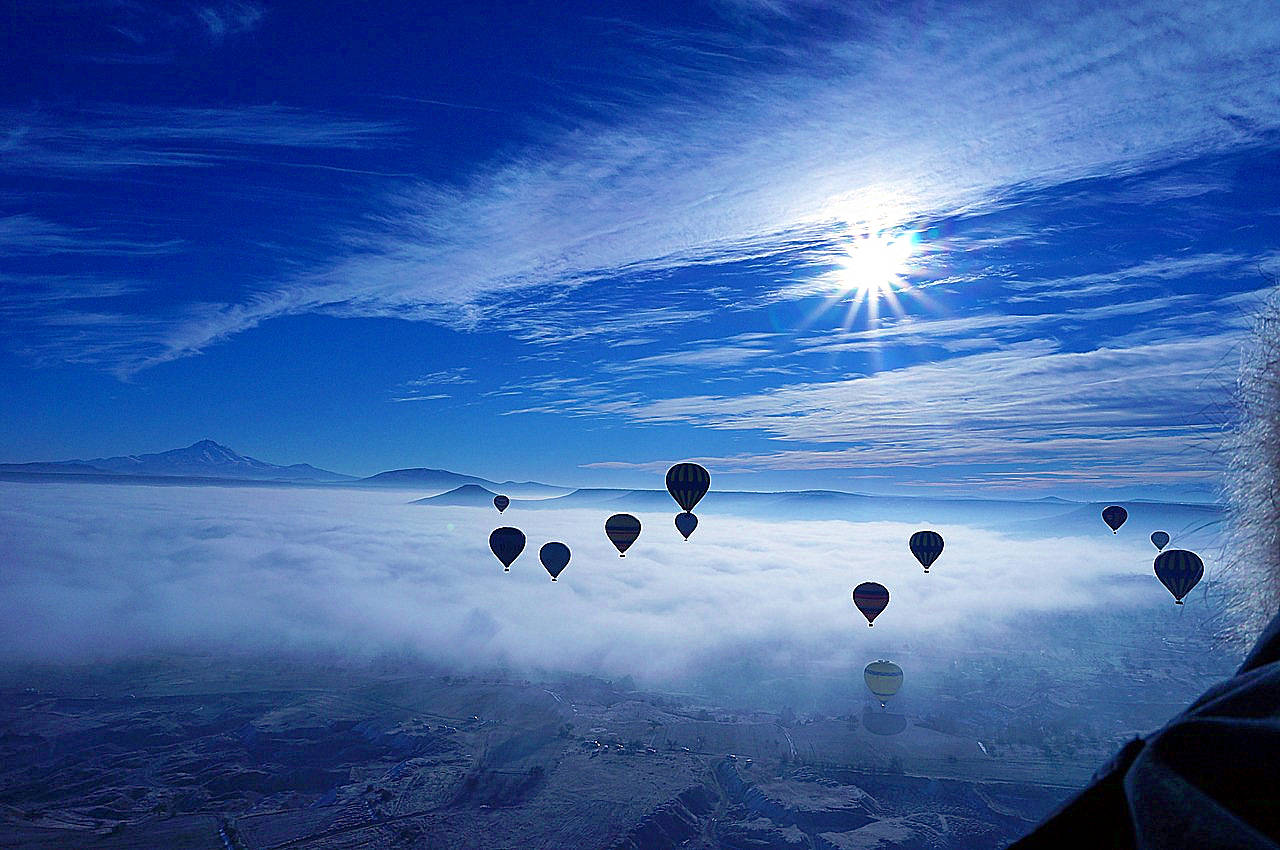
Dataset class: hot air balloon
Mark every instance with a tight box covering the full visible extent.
[489,527,525,572]
[852,582,890,627]
[539,542,570,581]
[864,660,903,707]
[1151,531,1170,551]
[494,494,510,513]
[675,512,698,540]
[909,531,944,572]
[666,463,710,512]
[1102,505,1128,533]
[1154,549,1204,604]
[605,513,641,557]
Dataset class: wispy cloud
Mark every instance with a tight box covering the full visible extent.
[568,332,1238,490]
[390,393,450,403]
[53,0,266,61]
[1007,252,1278,303]
[401,370,475,387]
[1,105,399,175]
[786,292,1211,357]
[388,370,475,403]
[601,333,782,375]
[0,215,182,256]
[195,2,265,41]
[35,0,1278,370]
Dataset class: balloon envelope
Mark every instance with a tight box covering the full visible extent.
[1102,505,1128,533]
[539,542,571,581]
[489,527,525,571]
[1151,531,1170,551]
[1154,549,1204,604]
[852,582,890,626]
[493,494,510,513]
[864,661,903,706]
[666,463,710,512]
[909,531,944,572]
[605,513,641,556]
[675,511,698,540]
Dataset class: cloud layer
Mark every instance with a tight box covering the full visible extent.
[0,482,1233,711]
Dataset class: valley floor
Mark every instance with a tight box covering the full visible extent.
[0,655,1193,850]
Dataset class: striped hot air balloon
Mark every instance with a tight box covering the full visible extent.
[1150,531,1170,551]
[1154,549,1204,604]
[1102,505,1128,533]
[489,527,525,572]
[666,463,710,512]
[852,582,890,627]
[539,542,570,581]
[909,531,944,572]
[864,660,903,707]
[605,513,641,557]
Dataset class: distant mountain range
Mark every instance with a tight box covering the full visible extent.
[0,440,354,482]
[0,440,569,496]
[414,482,1222,541]
[0,440,1222,540]
[359,468,569,498]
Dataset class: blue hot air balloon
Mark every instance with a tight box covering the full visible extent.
[1154,549,1204,604]
[494,494,510,513]
[853,582,890,627]
[909,531,944,573]
[539,542,571,581]
[666,463,710,512]
[1102,505,1128,533]
[1150,531,1170,551]
[489,527,525,572]
[675,511,698,540]
[605,513,641,557]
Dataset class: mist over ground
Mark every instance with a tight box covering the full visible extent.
[0,480,1237,714]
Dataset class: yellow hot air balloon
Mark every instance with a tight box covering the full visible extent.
[864,660,903,707]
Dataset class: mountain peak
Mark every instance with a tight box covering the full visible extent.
[412,483,499,507]
[35,440,356,482]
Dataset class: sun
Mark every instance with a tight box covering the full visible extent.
[827,229,919,327]
[834,230,916,298]
[792,223,932,340]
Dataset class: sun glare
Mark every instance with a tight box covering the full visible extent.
[835,230,917,299]
[816,228,922,332]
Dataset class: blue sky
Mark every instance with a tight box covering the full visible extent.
[3,0,1279,499]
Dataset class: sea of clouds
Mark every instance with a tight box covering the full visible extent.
[0,481,1236,709]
